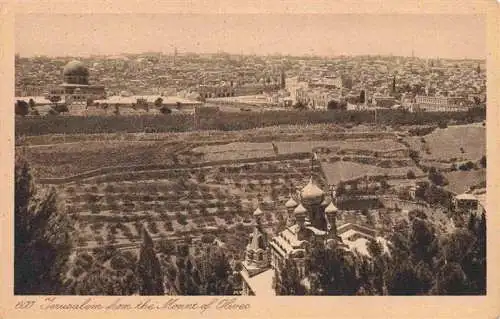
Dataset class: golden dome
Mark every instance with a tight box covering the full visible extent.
[301,177,324,201]
[321,196,331,206]
[285,195,298,208]
[325,202,338,214]
[253,207,264,217]
[294,203,307,215]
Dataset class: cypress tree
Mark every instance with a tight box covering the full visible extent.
[136,226,164,295]
[14,155,73,294]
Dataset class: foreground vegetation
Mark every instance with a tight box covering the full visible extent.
[277,208,486,295]
[15,157,237,295]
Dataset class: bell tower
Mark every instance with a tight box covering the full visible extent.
[243,206,271,276]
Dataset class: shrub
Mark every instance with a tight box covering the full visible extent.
[480,155,486,168]
[71,266,85,278]
[110,255,130,270]
[148,221,159,234]
[437,120,448,129]
[459,161,475,171]
[90,204,100,214]
[15,100,29,117]
[406,170,416,179]
[164,221,174,232]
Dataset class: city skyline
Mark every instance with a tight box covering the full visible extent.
[16,13,486,59]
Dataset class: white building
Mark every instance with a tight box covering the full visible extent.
[412,95,469,112]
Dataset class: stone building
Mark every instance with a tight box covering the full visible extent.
[240,176,389,295]
[47,60,106,105]
[240,177,342,295]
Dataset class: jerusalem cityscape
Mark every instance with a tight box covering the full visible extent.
[14,13,486,296]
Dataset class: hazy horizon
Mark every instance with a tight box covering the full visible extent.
[16,13,486,59]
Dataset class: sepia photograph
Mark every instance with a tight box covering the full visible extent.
[13,10,487,299]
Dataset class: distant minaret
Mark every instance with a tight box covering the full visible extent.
[476,63,481,74]
[392,75,396,94]
[173,47,178,66]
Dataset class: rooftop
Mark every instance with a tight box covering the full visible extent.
[94,95,202,105]
[455,193,478,201]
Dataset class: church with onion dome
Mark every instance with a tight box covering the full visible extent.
[240,175,388,296]
[47,60,106,105]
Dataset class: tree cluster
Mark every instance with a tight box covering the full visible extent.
[277,210,486,295]
[15,155,74,294]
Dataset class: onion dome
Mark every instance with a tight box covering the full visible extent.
[325,202,338,214]
[321,196,331,206]
[253,207,264,217]
[294,203,307,215]
[301,177,325,202]
[285,195,298,208]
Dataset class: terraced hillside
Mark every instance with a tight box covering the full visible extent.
[21,125,470,256]
[56,159,325,252]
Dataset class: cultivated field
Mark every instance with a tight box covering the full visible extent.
[56,159,324,251]
[404,125,485,162]
[191,142,276,161]
[275,139,404,155]
[19,140,190,178]
[321,161,422,185]
[444,169,486,194]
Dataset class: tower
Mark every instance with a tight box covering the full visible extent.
[325,200,339,243]
[243,206,270,275]
[300,177,326,232]
[294,204,307,234]
[285,193,298,227]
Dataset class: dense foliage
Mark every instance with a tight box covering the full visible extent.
[14,156,74,294]
[16,108,485,136]
[172,246,236,295]
[277,210,486,295]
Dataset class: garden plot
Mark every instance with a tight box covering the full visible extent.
[322,161,422,185]
[275,139,404,155]
[191,142,276,162]
[444,169,486,195]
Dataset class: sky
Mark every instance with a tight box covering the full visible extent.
[15,13,486,59]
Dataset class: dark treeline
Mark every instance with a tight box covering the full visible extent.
[16,107,485,136]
